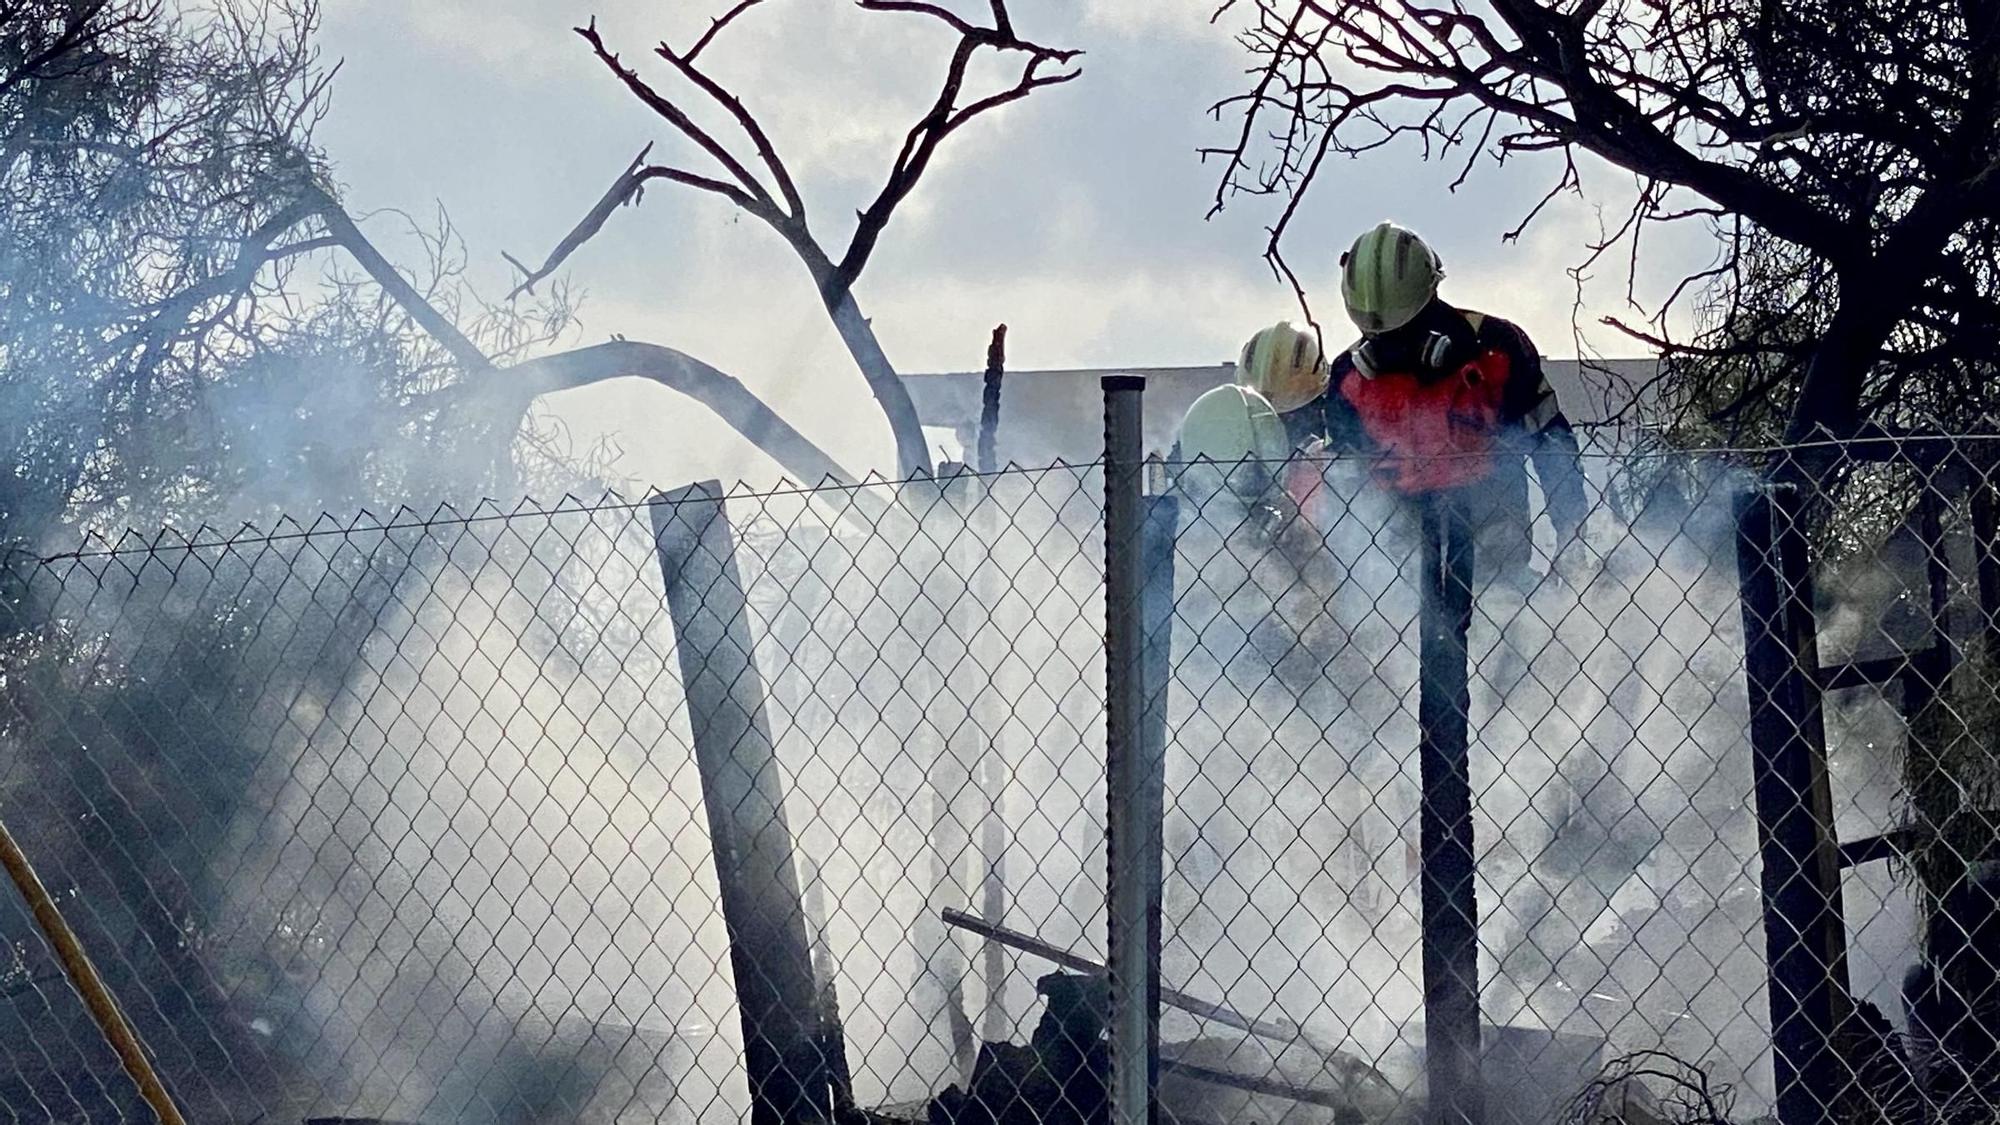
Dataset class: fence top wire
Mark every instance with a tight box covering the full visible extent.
[12,460,1119,569]
[22,430,2000,569]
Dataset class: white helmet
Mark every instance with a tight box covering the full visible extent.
[1176,384,1291,465]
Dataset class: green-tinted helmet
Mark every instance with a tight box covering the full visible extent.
[1340,221,1442,335]
[1176,384,1291,465]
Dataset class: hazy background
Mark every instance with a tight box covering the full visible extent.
[315,0,1715,490]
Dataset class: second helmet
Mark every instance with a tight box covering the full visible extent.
[1176,384,1292,466]
[1236,321,1330,413]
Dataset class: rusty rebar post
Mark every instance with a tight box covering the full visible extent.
[0,810,189,1125]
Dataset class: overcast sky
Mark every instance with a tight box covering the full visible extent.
[315,0,1716,488]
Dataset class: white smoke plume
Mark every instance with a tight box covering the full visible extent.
[3,441,1927,1124]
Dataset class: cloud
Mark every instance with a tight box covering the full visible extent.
[324,0,603,79]
[1080,0,1237,41]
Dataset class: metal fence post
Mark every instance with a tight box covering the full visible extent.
[1734,481,1847,1125]
[651,481,832,1125]
[1105,374,1161,1125]
[1418,493,1480,1125]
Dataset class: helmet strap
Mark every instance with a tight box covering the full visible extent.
[1351,339,1381,379]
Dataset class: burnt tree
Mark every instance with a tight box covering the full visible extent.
[506,1,1080,477]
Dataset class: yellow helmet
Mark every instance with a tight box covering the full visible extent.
[1236,322,1330,413]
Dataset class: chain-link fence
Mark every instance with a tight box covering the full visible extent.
[0,406,1996,1125]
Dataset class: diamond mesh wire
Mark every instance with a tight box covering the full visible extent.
[0,437,1993,1125]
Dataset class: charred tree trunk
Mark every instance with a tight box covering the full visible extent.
[969,473,1013,1043]
[925,465,980,1083]
[825,286,928,477]
[979,326,1006,474]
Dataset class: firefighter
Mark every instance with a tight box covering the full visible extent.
[1232,321,1334,518]
[1235,321,1331,419]
[1288,221,1590,589]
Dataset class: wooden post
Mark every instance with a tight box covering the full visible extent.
[979,325,1007,474]
[1417,494,1481,1125]
[969,475,1013,1046]
[652,481,832,1125]
[940,909,1301,1042]
[0,811,189,1125]
[1734,482,1848,1125]
[1105,375,1161,1125]
[799,852,858,1116]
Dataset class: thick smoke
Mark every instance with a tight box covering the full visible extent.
[0,441,1930,1124]
[1154,443,1868,1123]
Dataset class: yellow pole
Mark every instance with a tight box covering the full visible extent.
[0,811,189,1125]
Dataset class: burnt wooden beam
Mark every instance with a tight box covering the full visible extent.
[1840,818,2000,869]
[652,481,834,1125]
[939,909,1302,1043]
[1817,654,1914,692]
[1736,482,1851,1125]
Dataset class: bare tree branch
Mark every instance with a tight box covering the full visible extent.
[653,36,806,221]
[575,18,782,214]
[503,145,754,298]
[857,0,978,38]
[1265,122,1339,354]
[686,0,767,62]
[834,11,1081,292]
[0,0,121,99]
[944,58,1081,130]
[305,189,870,494]
[1601,316,1802,358]
[312,187,494,374]
[491,341,861,488]
[1210,0,1996,448]
[526,0,1082,475]
[100,198,328,355]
